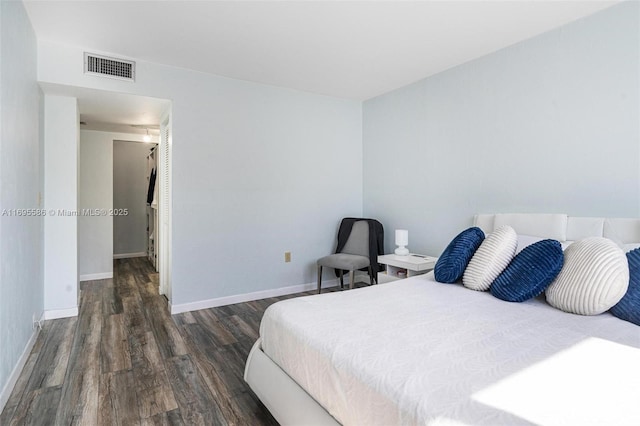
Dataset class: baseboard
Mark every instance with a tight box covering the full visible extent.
[170,278,340,315]
[113,252,147,259]
[43,306,78,320]
[0,326,40,413]
[79,272,113,281]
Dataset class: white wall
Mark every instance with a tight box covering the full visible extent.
[0,0,44,409]
[43,95,79,316]
[363,2,640,256]
[113,140,153,257]
[37,41,363,308]
[79,130,154,279]
[79,130,112,278]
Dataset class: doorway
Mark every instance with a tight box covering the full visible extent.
[112,139,157,262]
[73,87,172,307]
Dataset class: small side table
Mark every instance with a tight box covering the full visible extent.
[378,254,438,282]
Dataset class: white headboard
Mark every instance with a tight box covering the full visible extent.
[474,213,640,253]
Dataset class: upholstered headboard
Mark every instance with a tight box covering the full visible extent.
[474,213,640,253]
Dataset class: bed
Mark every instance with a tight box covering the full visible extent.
[244,214,640,425]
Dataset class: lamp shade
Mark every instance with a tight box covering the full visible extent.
[395,229,409,246]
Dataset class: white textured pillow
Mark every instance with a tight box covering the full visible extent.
[546,237,629,315]
[463,225,517,291]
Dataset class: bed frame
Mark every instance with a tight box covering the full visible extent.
[244,340,340,425]
[244,213,640,426]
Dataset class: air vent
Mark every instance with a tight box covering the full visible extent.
[84,53,135,81]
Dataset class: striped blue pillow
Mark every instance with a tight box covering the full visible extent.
[610,248,640,326]
[434,227,485,283]
[490,239,563,302]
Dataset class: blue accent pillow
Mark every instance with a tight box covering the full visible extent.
[490,239,563,302]
[610,248,640,326]
[434,227,485,283]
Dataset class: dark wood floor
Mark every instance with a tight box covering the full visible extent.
[1,257,320,426]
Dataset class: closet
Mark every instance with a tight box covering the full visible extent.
[147,146,159,270]
[113,140,154,260]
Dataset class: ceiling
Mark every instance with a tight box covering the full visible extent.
[25,0,616,100]
[25,1,618,101]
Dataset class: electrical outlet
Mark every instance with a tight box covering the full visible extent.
[284,252,291,263]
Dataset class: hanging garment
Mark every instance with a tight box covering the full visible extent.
[334,217,385,283]
[147,168,156,205]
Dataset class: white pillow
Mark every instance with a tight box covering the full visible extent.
[463,225,517,291]
[546,237,629,315]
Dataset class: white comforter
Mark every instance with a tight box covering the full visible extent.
[260,272,640,425]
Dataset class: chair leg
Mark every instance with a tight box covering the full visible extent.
[368,266,374,285]
[339,270,344,289]
[349,270,355,290]
[317,265,323,294]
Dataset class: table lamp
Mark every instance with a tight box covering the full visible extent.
[395,229,409,256]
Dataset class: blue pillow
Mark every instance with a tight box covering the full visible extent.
[434,227,485,283]
[610,248,640,326]
[490,239,563,302]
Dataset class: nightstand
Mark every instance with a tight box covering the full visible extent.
[378,254,438,282]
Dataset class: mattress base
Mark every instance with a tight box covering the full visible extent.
[244,339,340,426]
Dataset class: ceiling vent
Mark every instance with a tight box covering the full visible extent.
[84,52,135,81]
